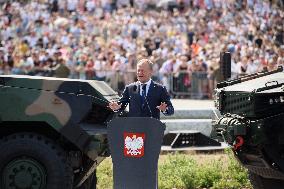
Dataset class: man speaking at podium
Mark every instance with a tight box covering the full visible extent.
[108,58,172,189]
[109,58,174,120]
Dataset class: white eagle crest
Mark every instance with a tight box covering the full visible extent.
[125,135,144,156]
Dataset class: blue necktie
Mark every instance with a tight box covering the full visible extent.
[141,84,147,109]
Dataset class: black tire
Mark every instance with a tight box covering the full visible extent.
[249,171,284,189]
[0,132,73,189]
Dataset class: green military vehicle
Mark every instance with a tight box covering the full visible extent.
[0,75,119,189]
[213,66,284,189]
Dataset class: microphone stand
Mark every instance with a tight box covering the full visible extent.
[142,88,153,118]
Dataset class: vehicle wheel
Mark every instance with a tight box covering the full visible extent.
[249,171,284,189]
[0,133,73,189]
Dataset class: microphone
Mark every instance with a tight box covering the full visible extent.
[141,84,153,118]
[133,84,138,93]
[133,85,137,92]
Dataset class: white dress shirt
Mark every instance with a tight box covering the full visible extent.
[139,79,152,96]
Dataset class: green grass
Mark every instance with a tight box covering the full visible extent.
[96,150,252,189]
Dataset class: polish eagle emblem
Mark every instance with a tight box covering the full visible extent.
[124,133,145,158]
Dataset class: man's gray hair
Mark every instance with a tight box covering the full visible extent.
[137,59,154,70]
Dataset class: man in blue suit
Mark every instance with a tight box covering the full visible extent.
[109,59,174,120]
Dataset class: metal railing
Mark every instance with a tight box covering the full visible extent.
[169,71,214,99]
[91,70,216,99]
[1,68,240,99]
[70,70,264,99]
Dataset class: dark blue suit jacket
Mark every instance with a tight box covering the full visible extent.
[118,80,174,120]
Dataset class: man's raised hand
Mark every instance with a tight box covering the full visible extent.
[156,102,167,112]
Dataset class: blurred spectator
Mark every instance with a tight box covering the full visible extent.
[173,55,190,96]
[94,53,107,81]
[159,54,178,91]
[53,58,70,78]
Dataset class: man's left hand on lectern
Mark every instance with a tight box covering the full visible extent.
[109,101,122,111]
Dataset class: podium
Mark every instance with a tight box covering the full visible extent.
[107,117,165,189]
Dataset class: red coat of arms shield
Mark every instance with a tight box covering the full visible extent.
[124,132,145,158]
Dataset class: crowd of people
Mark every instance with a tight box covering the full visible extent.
[0,0,283,99]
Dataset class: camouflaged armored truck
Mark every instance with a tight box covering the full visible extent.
[0,75,119,189]
[212,66,284,189]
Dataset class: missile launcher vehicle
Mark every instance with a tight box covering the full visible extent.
[212,66,284,189]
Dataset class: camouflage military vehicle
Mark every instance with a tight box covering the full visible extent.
[0,75,119,189]
[212,66,284,189]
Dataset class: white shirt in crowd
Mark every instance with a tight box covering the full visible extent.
[94,60,107,78]
[67,0,78,11]
[246,61,259,75]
